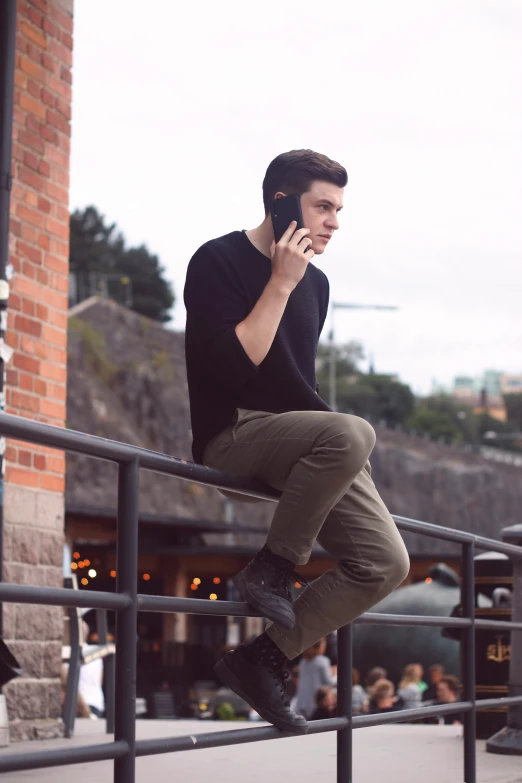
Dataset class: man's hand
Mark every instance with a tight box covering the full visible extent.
[270,221,314,295]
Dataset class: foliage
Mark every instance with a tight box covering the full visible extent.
[69,317,116,383]
[70,206,175,322]
[405,408,462,442]
[338,374,416,426]
[215,702,237,721]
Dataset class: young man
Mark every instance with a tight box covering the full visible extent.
[183,149,409,734]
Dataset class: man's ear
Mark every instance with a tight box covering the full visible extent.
[273,191,287,200]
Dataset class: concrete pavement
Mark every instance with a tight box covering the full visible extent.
[0,719,521,782]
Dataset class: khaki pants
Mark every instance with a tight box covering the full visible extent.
[203,408,410,660]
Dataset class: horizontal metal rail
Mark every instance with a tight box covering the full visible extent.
[1,412,521,558]
[1,410,521,783]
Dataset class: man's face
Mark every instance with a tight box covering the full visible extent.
[436,682,454,702]
[431,669,443,685]
[274,180,344,256]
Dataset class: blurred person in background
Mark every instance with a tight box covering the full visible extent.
[436,675,463,725]
[295,639,335,719]
[352,668,367,714]
[368,679,403,714]
[397,663,423,710]
[422,664,445,702]
[311,685,337,720]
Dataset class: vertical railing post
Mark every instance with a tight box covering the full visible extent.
[462,541,476,783]
[487,524,522,755]
[114,459,139,783]
[337,623,353,783]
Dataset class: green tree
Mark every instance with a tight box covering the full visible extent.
[338,374,415,426]
[69,206,175,322]
[405,408,462,442]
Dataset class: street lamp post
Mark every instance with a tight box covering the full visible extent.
[328,302,399,411]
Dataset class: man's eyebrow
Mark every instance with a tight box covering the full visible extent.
[317,198,343,211]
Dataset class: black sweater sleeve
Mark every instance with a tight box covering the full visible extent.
[184,244,259,394]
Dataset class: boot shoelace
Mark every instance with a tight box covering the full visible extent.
[271,566,312,600]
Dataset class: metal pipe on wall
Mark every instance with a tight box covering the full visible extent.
[0,0,18,638]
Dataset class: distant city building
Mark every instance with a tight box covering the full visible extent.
[501,374,522,395]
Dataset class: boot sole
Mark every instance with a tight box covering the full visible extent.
[233,571,296,629]
[213,657,308,735]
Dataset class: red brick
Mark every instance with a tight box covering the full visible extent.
[48,75,71,101]
[18,167,45,191]
[31,0,49,16]
[16,240,42,265]
[37,196,51,214]
[12,275,42,300]
[17,54,46,82]
[21,298,36,317]
[42,324,66,347]
[45,253,67,274]
[14,314,42,338]
[14,70,28,89]
[40,399,65,419]
[22,259,36,278]
[19,91,46,120]
[48,383,66,403]
[36,303,48,321]
[48,309,67,330]
[44,218,67,240]
[16,34,29,55]
[41,87,55,108]
[35,234,49,252]
[9,292,21,312]
[59,31,73,51]
[60,65,71,85]
[24,190,38,207]
[48,40,71,67]
[36,267,48,285]
[19,449,32,467]
[38,159,50,176]
[51,455,65,474]
[45,181,67,204]
[40,362,65,382]
[20,335,35,354]
[20,21,47,49]
[27,79,41,99]
[41,289,66,310]
[42,19,57,38]
[16,203,43,228]
[6,332,20,351]
[5,445,17,463]
[49,5,73,35]
[41,53,57,74]
[34,378,47,396]
[48,347,66,365]
[19,372,34,392]
[13,353,40,375]
[33,454,46,471]
[40,474,65,492]
[46,109,68,135]
[34,340,48,359]
[39,123,57,144]
[23,150,39,171]
[6,467,40,489]
[10,217,22,237]
[11,390,39,414]
[18,128,44,154]
[28,8,44,29]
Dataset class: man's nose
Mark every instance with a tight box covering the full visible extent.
[325,214,339,231]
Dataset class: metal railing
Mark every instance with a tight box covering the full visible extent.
[0,411,521,782]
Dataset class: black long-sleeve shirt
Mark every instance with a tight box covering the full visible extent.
[183,230,331,464]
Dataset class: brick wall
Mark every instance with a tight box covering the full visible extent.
[3,0,73,741]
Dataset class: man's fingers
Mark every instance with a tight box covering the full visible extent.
[288,227,310,247]
[279,221,298,244]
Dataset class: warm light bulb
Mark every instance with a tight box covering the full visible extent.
[83,559,90,567]
[190,584,198,591]
[110,570,116,578]
[73,552,80,560]
[209,593,218,601]
[81,578,88,586]
[193,578,201,585]
[88,569,97,578]
[71,563,78,570]
[143,573,151,581]
[425,577,433,584]
[213,577,221,584]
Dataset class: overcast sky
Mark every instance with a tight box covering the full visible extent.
[69,0,521,396]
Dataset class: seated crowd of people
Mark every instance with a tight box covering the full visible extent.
[285,635,463,726]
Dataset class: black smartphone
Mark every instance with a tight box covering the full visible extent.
[270,194,305,243]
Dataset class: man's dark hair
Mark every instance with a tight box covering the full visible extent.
[440,675,460,696]
[262,149,348,214]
